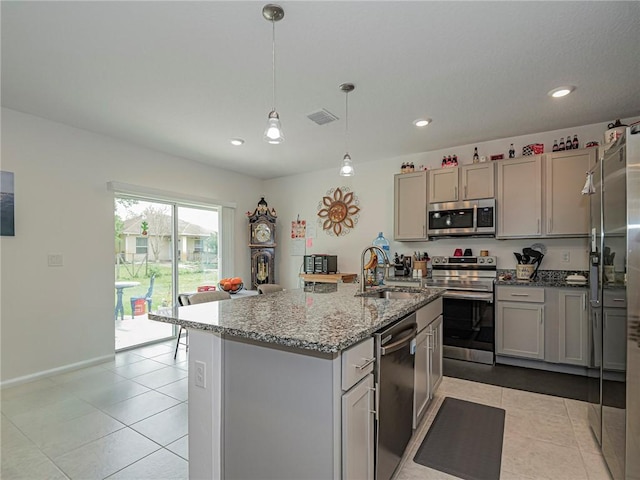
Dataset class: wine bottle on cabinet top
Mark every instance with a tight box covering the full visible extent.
[553,140,559,152]
[573,134,579,149]
[566,136,572,150]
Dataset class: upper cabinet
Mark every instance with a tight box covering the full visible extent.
[496,156,543,238]
[428,163,494,203]
[545,148,596,237]
[496,148,595,239]
[394,171,428,241]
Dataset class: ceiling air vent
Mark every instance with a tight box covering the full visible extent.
[307,109,339,126]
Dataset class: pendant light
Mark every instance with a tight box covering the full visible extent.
[339,83,355,176]
[262,4,285,144]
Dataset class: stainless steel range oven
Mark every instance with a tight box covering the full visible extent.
[425,256,497,365]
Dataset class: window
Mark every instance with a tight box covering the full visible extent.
[136,237,148,254]
[194,238,203,253]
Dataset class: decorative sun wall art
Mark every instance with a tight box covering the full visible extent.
[317,186,360,236]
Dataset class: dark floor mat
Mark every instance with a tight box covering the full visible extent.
[413,397,505,480]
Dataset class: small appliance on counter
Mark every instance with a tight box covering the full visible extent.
[303,254,338,274]
[392,253,412,276]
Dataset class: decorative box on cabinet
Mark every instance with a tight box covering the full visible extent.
[394,171,427,241]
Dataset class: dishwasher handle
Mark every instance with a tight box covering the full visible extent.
[380,325,417,355]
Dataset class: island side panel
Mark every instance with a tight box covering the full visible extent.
[188,329,224,479]
[223,336,342,480]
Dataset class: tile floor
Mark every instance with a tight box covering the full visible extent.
[2,341,613,479]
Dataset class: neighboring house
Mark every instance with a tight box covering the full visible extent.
[118,214,217,263]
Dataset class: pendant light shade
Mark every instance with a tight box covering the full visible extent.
[264,110,284,144]
[339,153,354,177]
[339,83,355,177]
[262,4,284,144]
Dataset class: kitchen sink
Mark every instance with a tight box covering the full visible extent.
[373,290,420,300]
[357,288,425,299]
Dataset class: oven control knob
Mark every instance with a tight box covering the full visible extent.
[433,257,440,264]
[486,257,494,264]
[478,257,485,264]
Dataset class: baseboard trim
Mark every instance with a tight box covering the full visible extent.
[495,355,589,376]
[0,354,115,389]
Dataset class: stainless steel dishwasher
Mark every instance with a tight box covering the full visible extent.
[374,312,417,480]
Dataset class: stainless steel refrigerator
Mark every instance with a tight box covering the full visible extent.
[588,125,640,479]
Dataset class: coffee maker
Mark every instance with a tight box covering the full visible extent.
[393,253,412,276]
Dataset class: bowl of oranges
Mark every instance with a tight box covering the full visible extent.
[218,277,244,294]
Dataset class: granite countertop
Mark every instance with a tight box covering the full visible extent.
[496,269,590,288]
[148,284,444,354]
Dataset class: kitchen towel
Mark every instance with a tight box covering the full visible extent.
[413,397,505,480]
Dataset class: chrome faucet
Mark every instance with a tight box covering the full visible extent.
[360,246,391,294]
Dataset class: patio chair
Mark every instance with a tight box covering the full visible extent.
[129,274,155,319]
[174,290,231,359]
[257,283,284,294]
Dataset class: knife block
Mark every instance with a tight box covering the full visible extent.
[414,260,427,276]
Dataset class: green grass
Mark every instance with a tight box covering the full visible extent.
[115,262,220,317]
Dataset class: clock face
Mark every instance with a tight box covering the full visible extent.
[255,223,272,243]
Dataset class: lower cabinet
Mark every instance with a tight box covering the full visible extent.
[413,298,444,428]
[342,374,375,480]
[603,308,626,371]
[557,290,589,366]
[496,286,545,360]
[341,338,375,479]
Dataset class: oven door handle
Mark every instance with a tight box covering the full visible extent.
[442,291,494,303]
[380,326,417,355]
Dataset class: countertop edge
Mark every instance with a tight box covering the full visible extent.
[148,289,445,354]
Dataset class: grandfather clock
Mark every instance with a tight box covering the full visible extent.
[247,197,277,290]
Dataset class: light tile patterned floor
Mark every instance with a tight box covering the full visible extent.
[394,377,613,480]
[2,342,613,479]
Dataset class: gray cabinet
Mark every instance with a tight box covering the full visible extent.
[461,163,495,200]
[496,156,543,238]
[413,298,443,428]
[394,171,427,241]
[428,163,494,203]
[557,289,589,366]
[603,289,626,372]
[497,149,594,239]
[545,149,596,237]
[342,374,375,480]
[341,338,375,480]
[496,286,545,360]
[429,315,443,392]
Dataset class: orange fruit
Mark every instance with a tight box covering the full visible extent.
[231,277,242,285]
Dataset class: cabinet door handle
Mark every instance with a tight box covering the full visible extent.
[539,310,543,324]
[464,185,468,199]
[355,357,375,370]
[548,218,552,233]
[537,219,541,234]
[454,186,458,200]
[613,298,625,302]
[511,293,529,297]
[583,294,586,311]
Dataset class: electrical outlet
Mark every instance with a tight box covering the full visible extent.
[47,254,63,267]
[562,252,570,263]
[195,360,206,388]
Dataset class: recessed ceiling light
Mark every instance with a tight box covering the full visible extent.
[548,86,575,98]
[230,138,245,146]
[414,118,432,127]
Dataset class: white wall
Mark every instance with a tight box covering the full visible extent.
[0,108,262,385]
[264,117,640,289]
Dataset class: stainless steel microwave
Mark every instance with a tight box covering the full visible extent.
[427,198,496,237]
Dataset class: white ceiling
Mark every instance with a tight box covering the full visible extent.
[2,1,639,180]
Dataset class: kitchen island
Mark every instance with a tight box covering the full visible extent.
[149,283,443,480]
